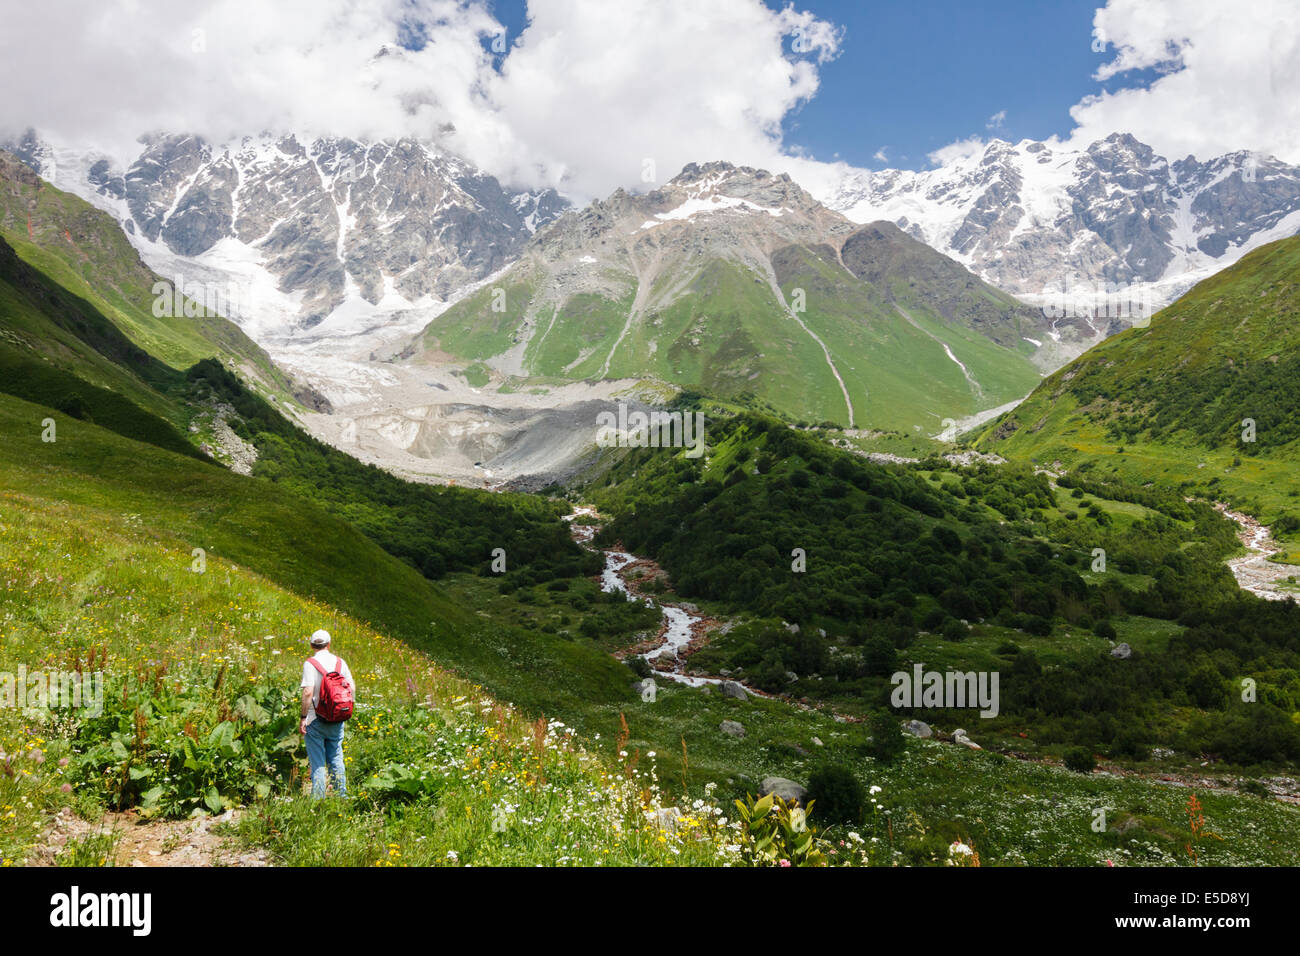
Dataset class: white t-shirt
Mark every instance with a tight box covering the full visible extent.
[300,649,355,727]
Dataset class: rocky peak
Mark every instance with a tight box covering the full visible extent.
[9,129,570,343]
[824,133,1300,307]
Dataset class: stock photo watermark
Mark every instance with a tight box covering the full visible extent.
[596,403,706,458]
[890,664,1000,718]
[1040,279,1154,328]
[152,274,247,319]
[0,666,104,717]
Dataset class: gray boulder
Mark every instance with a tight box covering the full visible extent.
[759,777,808,805]
[719,720,746,738]
[720,680,748,700]
[902,719,932,738]
[1110,642,1132,659]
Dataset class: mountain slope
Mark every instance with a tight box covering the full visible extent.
[0,149,305,406]
[975,235,1300,525]
[411,162,1065,430]
[0,232,199,456]
[826,133,1300,309]
[10,130,567,347]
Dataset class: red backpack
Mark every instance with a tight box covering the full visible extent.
[307,657,354,722]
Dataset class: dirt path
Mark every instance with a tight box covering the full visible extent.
[32,807,270,867]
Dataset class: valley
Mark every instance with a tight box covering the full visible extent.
[3,49,1300,875]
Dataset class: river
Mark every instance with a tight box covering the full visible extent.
[565,508,728,688]
[1216,503,1300,602]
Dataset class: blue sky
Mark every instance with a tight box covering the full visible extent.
[13,0,1291,199]
[470,0,1190,170]
[478,0,1160,170]
[773,0,1152,167]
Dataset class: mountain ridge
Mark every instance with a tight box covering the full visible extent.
[824,132,1300,310]
[410,159,1076,431]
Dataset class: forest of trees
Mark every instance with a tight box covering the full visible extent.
[591,412,1300,767]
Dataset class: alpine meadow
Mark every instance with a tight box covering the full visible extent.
[0,0,1297,938]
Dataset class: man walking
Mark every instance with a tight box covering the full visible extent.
[299,629,355,799]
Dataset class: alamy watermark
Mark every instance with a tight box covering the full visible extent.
[595,403,706,459]
[1,666,103,717]
[1039,278,1154,328]
[890,664,999,718]
[152,273,247,319]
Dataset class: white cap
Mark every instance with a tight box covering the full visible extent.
[309,629,331,647]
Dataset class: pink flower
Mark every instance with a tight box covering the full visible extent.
[1105,859,1115,867]
[61,783,72,794]
[58,758,69,767]
[778,859,791,867]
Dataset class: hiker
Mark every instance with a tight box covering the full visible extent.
[299,629,355,799]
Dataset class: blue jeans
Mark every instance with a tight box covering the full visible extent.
[304,719,347,799]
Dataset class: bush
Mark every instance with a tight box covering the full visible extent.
[865,709,907,763]
[940,619,968,642]
[1063,747,1096,774]
[1109,730,1148,761]
[625,656,652,679]
[862,635,898,676]
[807,764,866,826]
[1094,620,1117,641]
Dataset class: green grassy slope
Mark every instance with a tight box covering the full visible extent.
[0,150,297,400]
[0,415,744,866]
[422,236,1044,430]
[0,234,199,455]
[5,383,1300,864]
[975,236,1300,528]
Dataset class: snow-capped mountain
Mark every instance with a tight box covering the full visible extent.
[825,133,1300,308]
[409,161,1080,431]
[7,130,567,350]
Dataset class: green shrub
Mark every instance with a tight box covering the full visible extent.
[1063,747,1096,774]
[865,709,906,763]
[807,764,866,826]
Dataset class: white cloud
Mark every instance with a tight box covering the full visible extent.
[873,147,889,162]
[927,136,987,167]
[0,0,502,162]
[1067,0,1300,162]
[3,0,1290,209]
[0,0,841,201]
[908,0,1299,178]
[461,0,841,198]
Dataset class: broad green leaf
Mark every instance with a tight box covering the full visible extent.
[204,786,224,813]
